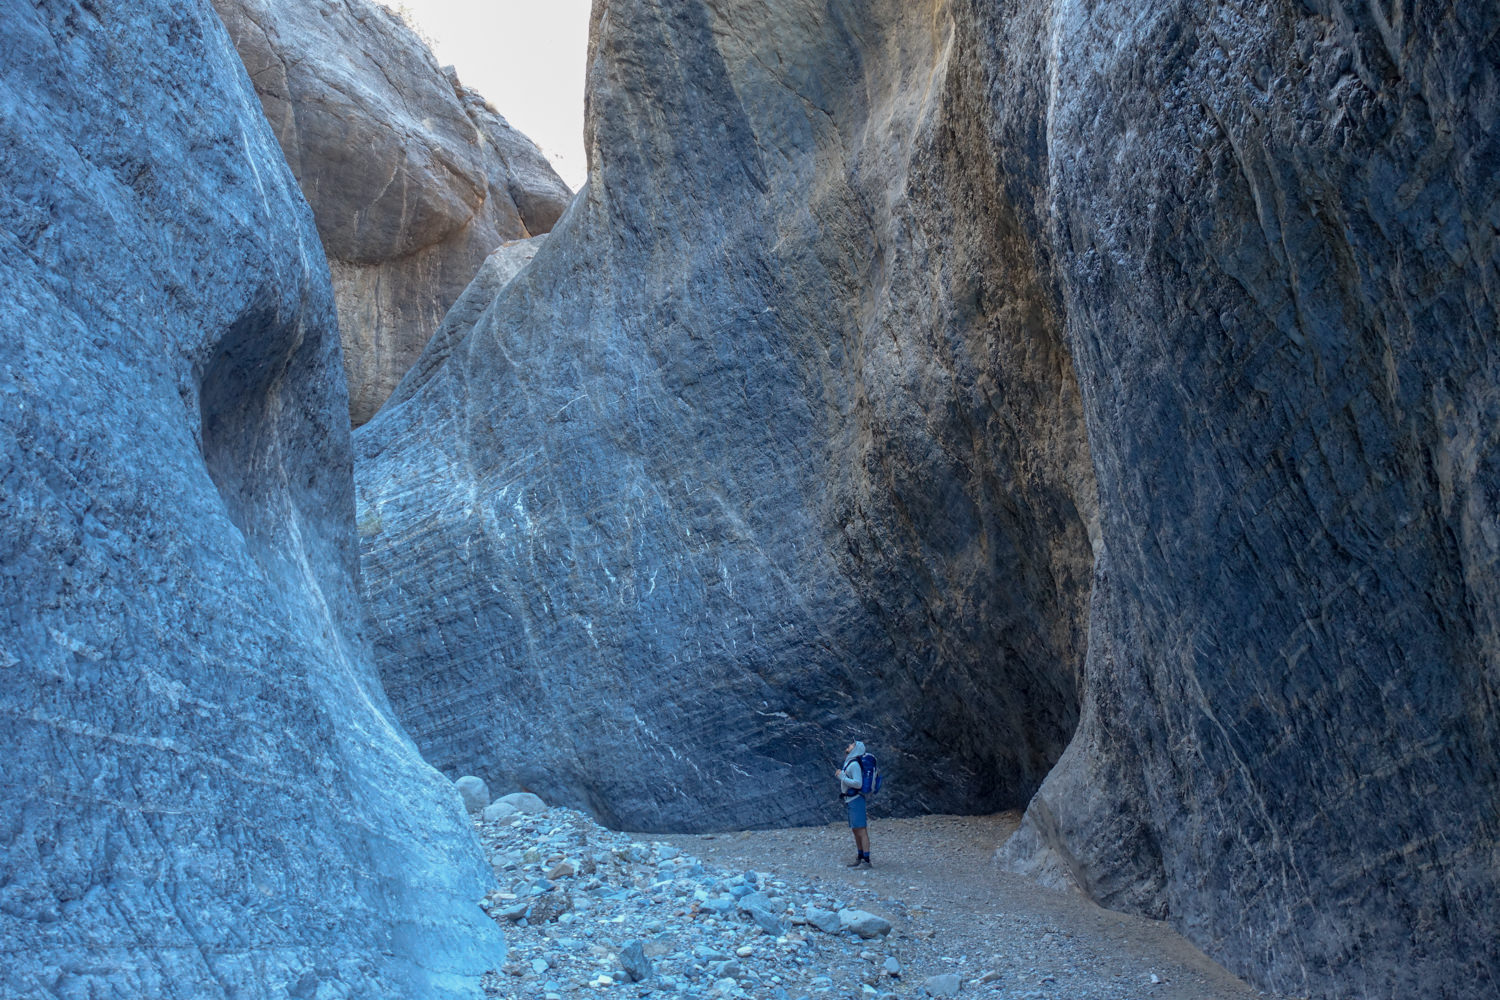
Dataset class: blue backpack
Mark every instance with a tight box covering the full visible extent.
[854,752,882,796]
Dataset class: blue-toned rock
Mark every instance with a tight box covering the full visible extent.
[0,3,500,997]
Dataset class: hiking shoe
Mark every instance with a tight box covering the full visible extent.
[846,857,864,867]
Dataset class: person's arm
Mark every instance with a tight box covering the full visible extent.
[838,759,863,792]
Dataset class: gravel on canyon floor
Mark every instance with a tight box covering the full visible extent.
[474,803,1287,1000]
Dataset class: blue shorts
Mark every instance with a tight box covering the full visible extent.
[845,795,866,829]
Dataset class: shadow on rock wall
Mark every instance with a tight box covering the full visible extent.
[355,0,1095,833]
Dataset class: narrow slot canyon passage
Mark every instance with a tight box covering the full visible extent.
[2,1,1494,999]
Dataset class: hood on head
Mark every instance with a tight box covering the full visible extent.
[846,740,866,763]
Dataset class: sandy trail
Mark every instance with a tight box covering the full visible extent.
[650,813,1280,1000]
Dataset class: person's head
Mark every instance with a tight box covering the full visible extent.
[846,740,865,759]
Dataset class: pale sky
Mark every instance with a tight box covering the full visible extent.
[392,0,593,191]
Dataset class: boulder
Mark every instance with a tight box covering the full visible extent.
[211,0,572,425]
[802,906,844,935]
[0,2,501,997]
[454,775,491,813]
[483,800,522,824]
[838,910,893,939]
[498,791,549,815]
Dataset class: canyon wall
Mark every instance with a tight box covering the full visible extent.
[1001,2,1500,999]
[212,0,573,425]
[0,3,500,997]
[357,0,1498,997]
[356,0,1096,833]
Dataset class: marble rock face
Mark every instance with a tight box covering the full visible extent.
[212,0,573,426]
[357,1,1499,998]
[356,0,1097,835]
[999,2,1500,999]
[0,3,500,998]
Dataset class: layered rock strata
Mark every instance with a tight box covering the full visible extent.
[0,3,500,997]
[358,0,1499,998]
[356,0,1096,833]
[212,0,573,425]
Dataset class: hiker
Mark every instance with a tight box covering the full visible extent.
[836,740,873,867]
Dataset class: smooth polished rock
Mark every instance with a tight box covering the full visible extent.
[212,0,572,425]
[456,775,491,813]
[0,2,501,997]
[500,792,550,815]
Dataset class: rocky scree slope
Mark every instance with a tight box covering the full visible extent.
[357,1,1500,998]
[213,0,573,426]
[0,3,500,997]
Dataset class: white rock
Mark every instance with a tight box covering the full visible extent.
[483,800,521,823]
[454,775,490,812]
[501,791,549,813]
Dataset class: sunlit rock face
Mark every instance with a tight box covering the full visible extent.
[0,3,500,997]
[355,0,1096,836]
[212,0,573,425]
[997,2,1500,999]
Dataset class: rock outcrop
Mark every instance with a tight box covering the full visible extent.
[212,0,573,425]
[356,0,1498,998]
[0,3,500,997]
[357,0,1096,833]
[998,3,1500,999]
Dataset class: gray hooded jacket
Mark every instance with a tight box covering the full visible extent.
[839,741,866,800]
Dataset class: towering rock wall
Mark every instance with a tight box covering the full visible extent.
[356,0,1096,833]
[1002,2,1500,998]
[0,3,500,997]
[212,0,573,425]
[357,0,1498,997]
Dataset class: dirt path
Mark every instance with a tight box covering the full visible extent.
[649,813,1281,1000]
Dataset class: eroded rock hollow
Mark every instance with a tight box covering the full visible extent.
[357,1,1499,998]
[0,3,500,997]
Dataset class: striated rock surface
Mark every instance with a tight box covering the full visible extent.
[356,0,1096,834]
[0,3,500,997]
[212,0,572,425]
[999,3,1500,999]
[358,0,1498,997]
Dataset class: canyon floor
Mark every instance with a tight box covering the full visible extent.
[476,806,1283,1000]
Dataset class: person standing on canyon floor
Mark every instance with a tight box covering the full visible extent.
[836,740,874,867]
